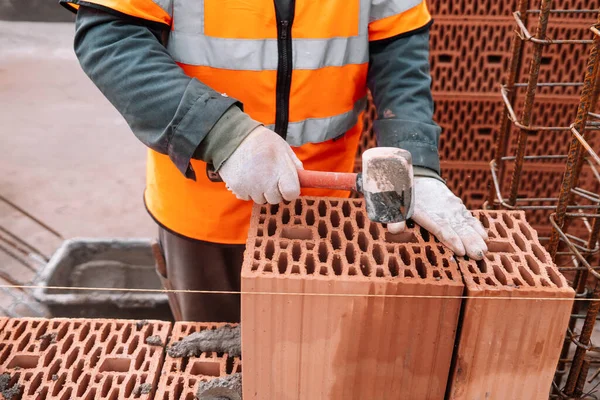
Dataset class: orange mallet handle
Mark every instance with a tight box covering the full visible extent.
[297,169,360,191]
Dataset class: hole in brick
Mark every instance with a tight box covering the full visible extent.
[319,266,328,275]
[343,221,354,240]
[525,255,541,275]
[541,56,552,65]
[254,250,260,260]
[345,243,356,264]
[268,218,277,236]
[473,277,480,284]
[480,215,490,229]
[518,222,533,240]
[512,232,527,251]
[306,254,315,274]
[438,53,453,63]
[385,231,417,243]
[342,201,351,217]
[475,259,488,273]
[358,231,368,252]
[17,333,31,351]
[257,228,264,237]
[190,360,220,377]
[512,277,522,287]
[484,277,496,286]
[59,387,73,400]
[265,240,275,260]
[486,54,503,64]
[331,210,340,228]
[77,374,91,397]
[332,255,343,275]
[281,227,313,240]
[502,213,514,229]
[251,261,260,271]
[356,212,365,229]
[426,246,437,266]
[518,266,535,286]
[0,345,12,365]
[433,270,441,280]
[291,264,300,274]
[263,263,272,273]
[291,243,302,262]
[101,375,113,397]
[444,270,453,279]
[318,200,327,217]
[501,255,514,273]
[60,334,74,355]
[348,267,357,276]
[271,204,280,214]
[360,255,371,276]
[369,223,380,240]
[477,127,492,136]
[101,324,111,342]
[376,268,385,277]
[373,244,384,265]
[318,220,328,239]
[541,279,551,287]
[127,336,139,355]
[404,269,414,278]
[277,253,287,274]
[532,244,550,263]
[399,247,410,266]
[388,257,399,276]
[331,231,342,250]
[306,199,314,206]
[330,201,338,206]
[546,267,564,287]
[226,357,235,375]
[282,208,290,224]
[415,258,426,278]
[419,227,430,241]
[122,324,132,343]
[305,209,315,226]
[99,358,131,373]
[8,354,39,369]
[318,242,329,263]
[495,222,508,238]
[294,200,302,215]
[492,265,508,285]
[486,241,516,253]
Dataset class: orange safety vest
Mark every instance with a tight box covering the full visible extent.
[63,0,431,244]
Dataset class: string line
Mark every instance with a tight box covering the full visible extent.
[0,283,587,301]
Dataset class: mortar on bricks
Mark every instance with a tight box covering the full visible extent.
[33,238,173,320]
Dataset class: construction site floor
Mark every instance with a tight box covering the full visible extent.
[0,22,154,316]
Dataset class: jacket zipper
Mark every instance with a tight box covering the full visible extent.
[274,0,295,139]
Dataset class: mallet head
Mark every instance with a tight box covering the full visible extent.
[359,147,414,224]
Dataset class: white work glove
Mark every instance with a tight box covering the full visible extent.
[219,126,303,204]
[388,177,488,260]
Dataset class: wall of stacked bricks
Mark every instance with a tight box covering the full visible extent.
[240,197,574,399]
[356,0,600,240]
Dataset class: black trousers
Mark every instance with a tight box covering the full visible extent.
[156,226,245,322]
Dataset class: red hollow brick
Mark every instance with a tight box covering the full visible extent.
[154,322,241,400]
[241,197,464,400]
[0,318,171,399]
[448,210,575,400]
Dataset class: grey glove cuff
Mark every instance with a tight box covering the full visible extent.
[194,105,263,171]
[413,166,445,184]
[374,119,441,174]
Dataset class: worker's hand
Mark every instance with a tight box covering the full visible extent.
[219,126,303,204]
[387,177,488,260]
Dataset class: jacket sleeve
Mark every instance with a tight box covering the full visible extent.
[74,6,261,180]
[367,13,442,175]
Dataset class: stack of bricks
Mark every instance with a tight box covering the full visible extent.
[356,0,600,243]
[241,197,575,399]
[241,197,464,399]
[448,210,575,399]
[154,322,241,400]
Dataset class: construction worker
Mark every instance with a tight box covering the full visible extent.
[63,0,488,322]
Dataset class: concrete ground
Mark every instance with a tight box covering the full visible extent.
[0,21,155,315]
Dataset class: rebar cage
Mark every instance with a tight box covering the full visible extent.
[488,1,600,397]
